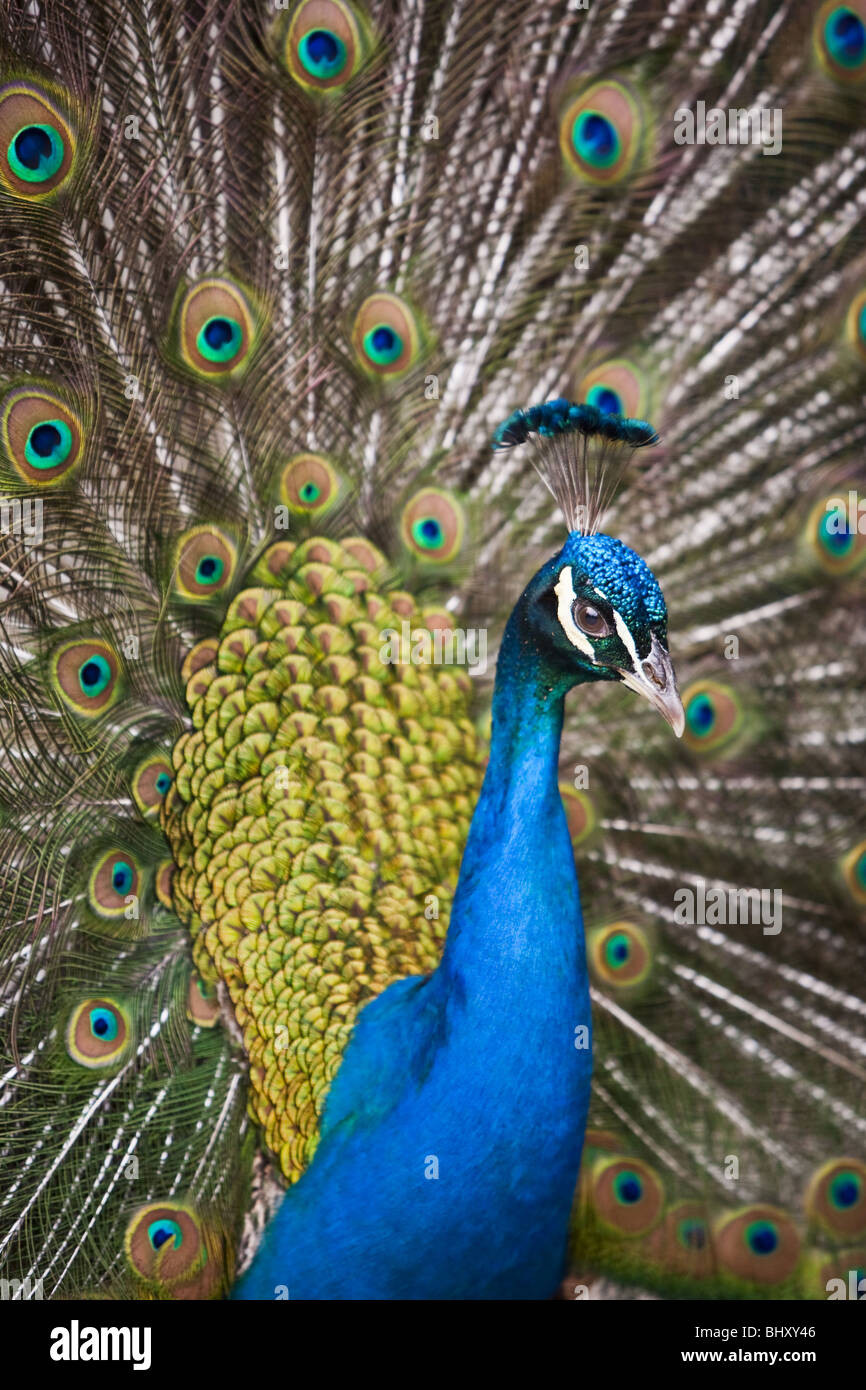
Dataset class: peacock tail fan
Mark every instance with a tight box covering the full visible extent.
[0,0,864,1301]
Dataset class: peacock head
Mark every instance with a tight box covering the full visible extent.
[493,398,684,735]
[522,530,683,734]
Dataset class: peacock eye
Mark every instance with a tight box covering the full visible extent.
[196,315,242,364]
[147,1218,183,1252]
[89,1006,119,1041]
[195,554,224,585]
[299,29,348,81]
[574,601,611,637]
[412,515,443,549]
[9,122,64,181]
[363,323,403,365]
[79,653,112,694]
[26,418,73,468]
[572,111,619,168]
[585,384,622,415]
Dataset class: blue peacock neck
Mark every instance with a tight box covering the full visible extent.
[435,589,591,1016]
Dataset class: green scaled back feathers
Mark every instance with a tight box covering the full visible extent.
[163,535,481,1181]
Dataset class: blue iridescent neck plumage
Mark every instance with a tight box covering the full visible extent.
[436,586,589,986]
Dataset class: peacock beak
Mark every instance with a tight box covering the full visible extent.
[616,635,685,738]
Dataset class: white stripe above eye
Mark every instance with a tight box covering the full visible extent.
[554,566,596,661]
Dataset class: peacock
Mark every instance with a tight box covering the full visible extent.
[0,0,865,1303]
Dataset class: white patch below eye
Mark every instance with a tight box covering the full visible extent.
[612,610,640,672]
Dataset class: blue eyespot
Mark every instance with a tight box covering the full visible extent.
[299,28,348,79]
[155,772,171,795]
[819,507,855,555]
[111,860,134,895]
[147,1218,183,1252]
[825,7,866,68]
[195,555,224,585]
[204,319,234,350]
[411,516,444,551]
[686,692,715,735]
[604,931,631,969]
[746,1220,778,1256]
[196,315,242,364]
[363,324,403,365]
[78,654,112,697]
[572,111,619,168]
[830,1172,861,1208]
[89,1006,119,1042]
[614,1170,643,1205]
[25,419,73,470]
[586,385,622,416]
[8,123,64,182]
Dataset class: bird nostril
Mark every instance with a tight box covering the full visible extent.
[642,660,666,690]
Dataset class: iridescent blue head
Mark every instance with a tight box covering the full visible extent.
[494,399,684,734]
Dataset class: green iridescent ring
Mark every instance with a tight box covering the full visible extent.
[195,555,225,586]
[298,29,348,80]
[363,324,404,366]
[196,316,243,364]
[410,517,444,551]
[78,653,113,697]
[147,1218,183,1252]
[24,418,72,469]
[7,122,64,182]
[572,110,620,168]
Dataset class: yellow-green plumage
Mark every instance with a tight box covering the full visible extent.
[163,536,483,1181]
